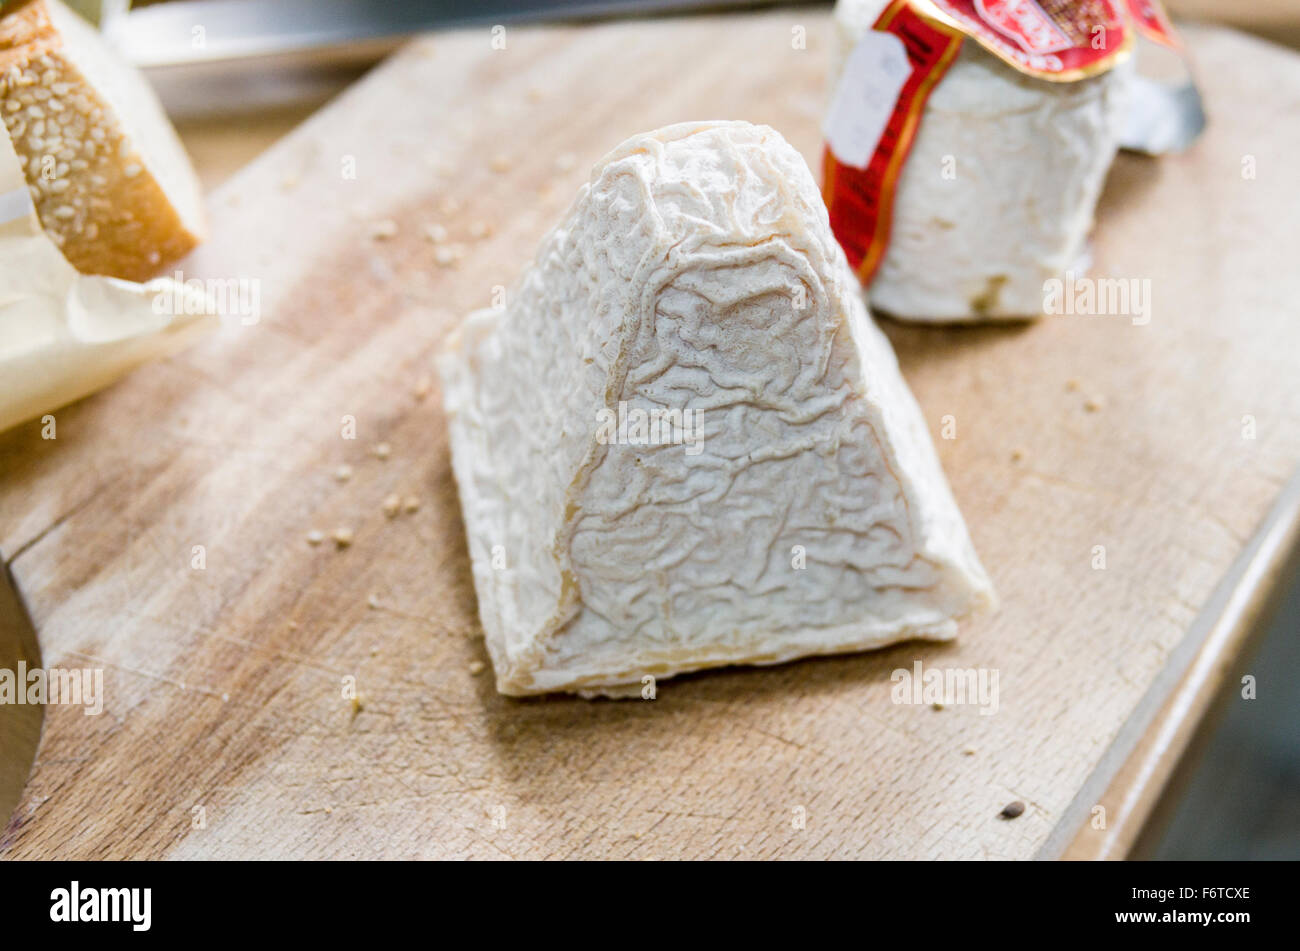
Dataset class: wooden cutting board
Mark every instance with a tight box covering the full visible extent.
[2,9,1299,860]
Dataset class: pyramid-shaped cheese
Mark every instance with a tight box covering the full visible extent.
[439,121,994,696]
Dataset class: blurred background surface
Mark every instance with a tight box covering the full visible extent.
[62,0,1300,190]
[1138,555,1300,860]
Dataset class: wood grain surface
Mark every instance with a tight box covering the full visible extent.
[1,9,1298,859]
[1167,0,1300,48]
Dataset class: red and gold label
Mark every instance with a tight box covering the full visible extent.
[926,0,1132,81]
[1123,0,1180,48]
[823,1,963,284]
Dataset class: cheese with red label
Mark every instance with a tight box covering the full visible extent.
[829,0,1132,320]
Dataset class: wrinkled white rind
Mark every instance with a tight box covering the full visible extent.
[831,0,1130,320]
[440,121,994,696]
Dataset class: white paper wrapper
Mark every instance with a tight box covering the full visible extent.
[0,123,212,433]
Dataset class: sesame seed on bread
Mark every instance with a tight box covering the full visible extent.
[0,0,204,281]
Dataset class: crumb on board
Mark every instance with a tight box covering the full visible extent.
[367,593,381,609]
[334,464,352,482]
[1084,397,1103,413]
[963,747,977,756]
[382,493,402,518]
[999,801,1026,820]
[403,496,420,514]
[350,694,364,715]
[413,376,432,400]
[489,154,512,173]
[931,701,944,711]
[434,244,466,267]
[332,528,354,548]
[468,660,486,676]
[1066,378,1081,392]
[469,221,493,239]
[306,530,325,546]
[373,442,392,460]
[1010,447,1026,463]
[424,223,448,243]
[369,218,398,240]
[438,197,460,216]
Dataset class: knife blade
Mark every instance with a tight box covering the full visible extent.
[0,558,43,844]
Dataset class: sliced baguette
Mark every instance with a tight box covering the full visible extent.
[0,0,204,281]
